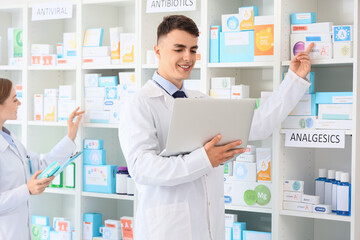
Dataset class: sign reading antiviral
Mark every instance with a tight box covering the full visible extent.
[32,2,73,21]
[146,0,196,13]
[284,129,345,148]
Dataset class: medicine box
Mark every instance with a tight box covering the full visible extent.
[105,86,118,99]
[44,89,59,97]
[313,204,331,214]
[302,194,320,205]
[282,116,317,129]
[315,92,353,104]
[224,161,233,176]
[63,32,76,57]
[318,104,353,120]
[109,102,120,124]
[225,213,237,227]
[283,201,312,212]
[57,58,76,66]
[283,180,304,192]
[31,215,50,226]
[236,154,255,163]
[34,94,43,121]
[291,22,333,34]
[334,42,353,59]
[222,14,240,32]
[220,31,254,63]
[83,56,111,65]
[209,26,221,63]
[290,33,332,59]
[256,148,271,182]
[307,41,333,59]
[244,145,256,155]
[254,16,274,61]
[84,74,101,87]
[120,33,135,63]
[231,85,250,99]
[58,99,76,121]
[83,213,102,239]
[209,88,231,99]
[104,99,118,111]
[57,43,64,58]
[105,219,122,229]
[85,87,105,98]
[224,176,233,204]
[283,191,302,202]
[82,46,110,57]
[31,44,54,55]
[99,76,118,87]
[83,165,117,194]
[233,222,246,240]
[83,149,106,165]
[314,119,352,130]
[232,182,272,208]
[239,6,258,30]
[118,72,136,85]
[289,94,317,116]
[41,55,57,66]
[233,162,256,182]
[333,25,352,42]
[211,77,235,89]
[290,12,316,25]
[88,111,110,123]
[118,84,137,98]
[83,28,104,47]
[59,85,72,99]
[225,227,232,240]
[243,230,271,240]
[84,98,104,112]
[84,139,104,150]
[43,97,57,122]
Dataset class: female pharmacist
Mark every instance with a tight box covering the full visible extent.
[0,78,84,240]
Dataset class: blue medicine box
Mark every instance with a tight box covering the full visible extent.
[83,213,102,238]
[105,86,118,99]
[333,25,352,42]
[99,76,118,87]
[291,12,316,25]
[31,215,50,226]
[84,149,106,165]
[315,92,353,104]
[83,165,117,194]
[243,230,271,240]
[83,139,104,150]
[209,25,221,63]
[233,222,246,240]
[220,31,254,62]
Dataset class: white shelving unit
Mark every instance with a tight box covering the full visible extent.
[1,0,359,239]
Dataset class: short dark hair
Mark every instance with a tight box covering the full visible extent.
[0,78,13,105]
[157,15,199,43]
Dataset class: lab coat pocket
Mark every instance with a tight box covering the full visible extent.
[146,201,192,240]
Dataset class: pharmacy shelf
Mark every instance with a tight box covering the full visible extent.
[28,121,68,127]
[44,188,76,196]
[81,191,135,201]
[28,66,77,71]
[208,62,274,69]
[82,64,135,70]
[280,129,353,136]
[225,204,273,214]
[280,210,351,222]
[82,0,134,6]
[282,59,354,67]
[82,123,119,129]
[0,65,23,71]
[5,120,23,125]
[142,63,201,69]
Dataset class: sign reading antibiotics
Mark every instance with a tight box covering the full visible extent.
[284,129,345,148]
[146,0,196,13]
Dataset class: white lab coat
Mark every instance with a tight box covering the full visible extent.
[0,133,76,240]
[118,70,310,240]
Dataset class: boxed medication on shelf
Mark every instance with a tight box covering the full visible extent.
[44,97,57,122]
[222,14,240,32]
[302,194,320,205]
[57,43,63,58]
[307,41,333,59]
[110,106,120,124]
[291,22,333,34]
[85,87,105,98]
[290,12,316,25]
[31,55,41,65]
[63,32,76,57]
[256,148,271,182]
[82,46,110,57]
[119,72,135,85]
[32,215,50,226]
[83,165,117,194]
[236,154,255,163]
[58,99,75,121]
[254,16,274,61]
[334,42,352,59]
[105,86,118,99]
[333,25,352,42]
[120,33,135,63]
[290,33,331,58]
[85,98,104,111]
[99,76,118,87]
[224,161,233,176]
[244,145,256,155]
[283,201,312,212]
[231,85,249,99]
[283,191,302,202]
[289,94,317,116]
[83,28,104,47]
[224,176,233,204]
[88,111,110,123]
[243,230,271,240]
[41,55,57,66]
[315,92,353,104]
[225,213,237,227]
[44,89,59,97]
[318,104,353,120]
[233,162,256,182]
[104,99,119,111]
[209,25,221,63]
[239,6,258,30]
[85,74,101,87]
[84,149,106,165]
[84,139,104,150]
[83,56,111,65]
[118,84,137,99]
[220,31,254,62]
[233,222,246,240]
[8,28,23,61]
[83,213,102,239]
[232,182,272,208]
[313,204,331,214]
[9,57,23,66]
[34,94,43,121]
[314,119,352,130]
[57,58,76,66]
[283,180,304,192]
[225,227,232,240]
[31,44,54,55]
[110,27,123,64]
[120,217,134,240]
[209,88,231,99]
[59,85,72,99]
[282,116,316,129]
[211,77,235,89]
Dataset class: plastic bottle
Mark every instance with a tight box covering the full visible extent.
[315,168,327,204]
[324,170,335,205]
[116,167,128,195]
[65,162,75,188]
[331,171,342,213]
[337,172,351,216]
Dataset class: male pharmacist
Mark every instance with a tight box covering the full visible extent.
[119,15,313,240]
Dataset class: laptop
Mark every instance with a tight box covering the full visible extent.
[160,98,256,157]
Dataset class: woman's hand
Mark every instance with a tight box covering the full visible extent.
[289,42,314,79]
[67,107,85,141]
[26,170,55,195]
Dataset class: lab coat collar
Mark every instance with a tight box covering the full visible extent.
[0,131,24,161]
[0,133,9,152]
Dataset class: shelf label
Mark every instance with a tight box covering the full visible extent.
[284,129,345,148]
[32,2,73,21]
[146,0,196,13]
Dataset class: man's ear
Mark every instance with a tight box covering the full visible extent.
[154,45,160,60]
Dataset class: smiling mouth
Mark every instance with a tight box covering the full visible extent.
[179,65,191,70]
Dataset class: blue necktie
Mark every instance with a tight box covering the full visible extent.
[172,90,186,98]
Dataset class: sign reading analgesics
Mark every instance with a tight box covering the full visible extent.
[32,2,73,21]
[146,0,196,13]
[284,129,345,148]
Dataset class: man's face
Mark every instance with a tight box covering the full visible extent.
[155,29,198,89]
